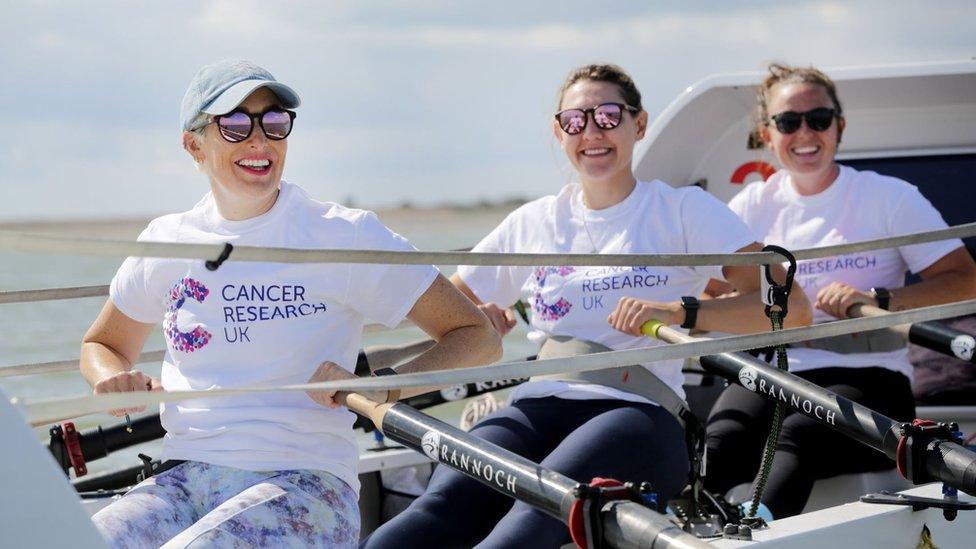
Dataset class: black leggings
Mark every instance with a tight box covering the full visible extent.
[705,366,915,518]
[362,396,688,549]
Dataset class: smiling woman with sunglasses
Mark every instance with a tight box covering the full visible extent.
[80,59,500,548]
[363,64,809,549]
[704,62,976,519]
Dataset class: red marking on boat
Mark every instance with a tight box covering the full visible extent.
[731,161,776,184]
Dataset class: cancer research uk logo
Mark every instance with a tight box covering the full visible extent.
[738,366,759,392]
[164,277,213,352]
[532,266,575,321]
[950,335,976,361]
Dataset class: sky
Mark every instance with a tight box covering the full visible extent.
[1,0,974,221]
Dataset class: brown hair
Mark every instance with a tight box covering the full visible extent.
[557,64,643,111]
[755,62,843,131]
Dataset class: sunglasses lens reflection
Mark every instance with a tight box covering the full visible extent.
[217,112,253,142]
[559,110,587,135]
[262,110,293,140]
[593,104,622,129]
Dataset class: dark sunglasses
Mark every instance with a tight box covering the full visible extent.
[555,102,639,135]
[204,108,296,143]
[769,107,837,134]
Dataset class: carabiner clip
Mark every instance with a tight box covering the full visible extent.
[760,245,796,318]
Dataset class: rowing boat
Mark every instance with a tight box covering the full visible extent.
[3,59,976,547]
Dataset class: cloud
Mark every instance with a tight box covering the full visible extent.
[0,1,974,220]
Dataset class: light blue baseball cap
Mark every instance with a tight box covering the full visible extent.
[180,59,301,132]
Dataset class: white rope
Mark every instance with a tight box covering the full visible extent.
[14,298,976,426]
[1,222,973,268]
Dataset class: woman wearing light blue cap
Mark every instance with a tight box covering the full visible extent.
[81,59,501,548]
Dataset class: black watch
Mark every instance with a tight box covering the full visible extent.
[871,287,891,311]
[680,296,700,329]
[372,367,397,377]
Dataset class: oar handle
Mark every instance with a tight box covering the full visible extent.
[847,302,890,319]
[641,320,694,345]
[335,392,394,432]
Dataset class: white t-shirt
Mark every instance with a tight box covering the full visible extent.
[729,165,962,377]
[457,180,756,405]
[110,181,438,492]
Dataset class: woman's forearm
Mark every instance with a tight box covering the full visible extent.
[80,301,155,388]
[80,341,133,387]
[886,270,976,311]
[697,288,812,333]
[389,322,502,399]
[704,243,813,333]
[848,248,976,313]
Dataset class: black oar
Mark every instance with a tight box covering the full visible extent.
[56,373,530,479]
[339,391,708,549]
[642,321,976,495]
[849,303,975,364]
[55,341,532,482]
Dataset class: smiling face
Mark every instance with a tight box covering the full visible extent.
[554,80,647,199]
[762,82,845,193]
[183,87,288,219]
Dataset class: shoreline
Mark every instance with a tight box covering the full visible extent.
[0,200,525,238]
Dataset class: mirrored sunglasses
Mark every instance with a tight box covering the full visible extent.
[206,108,296,143]
[554,102,638,135]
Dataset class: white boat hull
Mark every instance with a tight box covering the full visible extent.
[714,483,973,549]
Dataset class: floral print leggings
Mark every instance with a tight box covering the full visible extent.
[91,461,359,548]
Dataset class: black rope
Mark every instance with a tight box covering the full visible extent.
[745,245,796,524]
[747,310,788,521]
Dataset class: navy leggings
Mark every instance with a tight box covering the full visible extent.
[705,366,915,518]
[362,396,688,549]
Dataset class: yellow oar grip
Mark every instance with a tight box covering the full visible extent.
[641,320,665,339]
